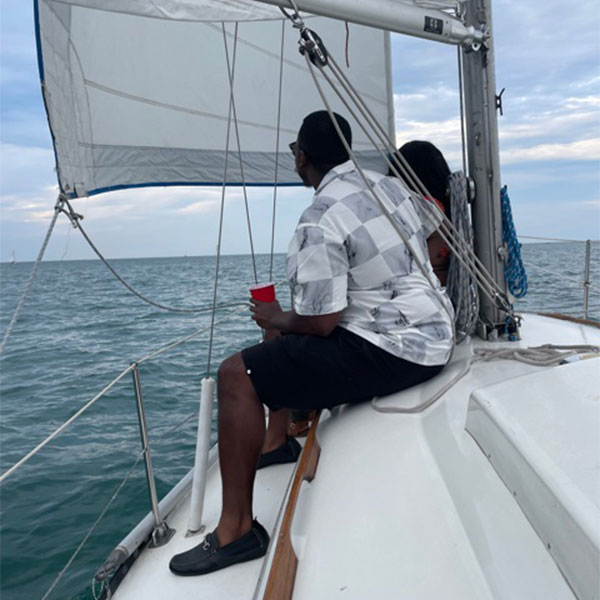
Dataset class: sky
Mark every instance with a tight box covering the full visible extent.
[0,1,599,262]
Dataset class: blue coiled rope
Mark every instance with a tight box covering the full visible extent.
[501,186,528,298]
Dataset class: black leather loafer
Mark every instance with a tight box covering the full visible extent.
[169,520,270,576]
[257,436,302,470]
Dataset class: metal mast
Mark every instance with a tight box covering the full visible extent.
[461,0,509,338]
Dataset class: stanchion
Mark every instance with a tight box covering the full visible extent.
[187,377,215,534]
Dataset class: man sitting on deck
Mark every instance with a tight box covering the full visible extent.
[169,110,454,576]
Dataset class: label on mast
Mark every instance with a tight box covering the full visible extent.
[424,16,444,35]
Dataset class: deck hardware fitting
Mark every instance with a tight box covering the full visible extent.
[495,87,505,115]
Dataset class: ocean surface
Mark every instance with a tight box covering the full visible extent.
[0,244,598,600]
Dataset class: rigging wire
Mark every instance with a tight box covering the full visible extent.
[457,45,468,176]
[269,21,286,282]
[206,23,238,376]
[323,49,496,293]
[0,196,63,354]
[222,21,259,286]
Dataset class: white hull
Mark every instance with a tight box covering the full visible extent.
[109,313,600,599]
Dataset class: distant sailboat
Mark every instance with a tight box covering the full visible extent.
[10,251,15,265]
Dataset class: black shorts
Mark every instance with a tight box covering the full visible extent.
[241,327,444,412]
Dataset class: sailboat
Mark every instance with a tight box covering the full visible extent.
[5,0,598,598]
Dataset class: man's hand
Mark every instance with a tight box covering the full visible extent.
[250,298,283,330]
[250,298,342,338]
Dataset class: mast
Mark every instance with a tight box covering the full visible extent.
[461,0,509,338]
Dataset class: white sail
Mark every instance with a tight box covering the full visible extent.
[36,0,396,197]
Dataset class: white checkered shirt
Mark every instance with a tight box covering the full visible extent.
[287,160,454,366]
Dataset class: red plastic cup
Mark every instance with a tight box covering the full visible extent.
[250,282,276,302]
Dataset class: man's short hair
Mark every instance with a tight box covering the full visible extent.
[297,111,352,174]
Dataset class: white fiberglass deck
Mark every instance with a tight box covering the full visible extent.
[467,358,600,600]
[112,314,600,600]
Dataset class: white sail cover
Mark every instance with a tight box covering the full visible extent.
[36,0,395,198]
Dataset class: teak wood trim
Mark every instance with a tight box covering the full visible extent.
[540,312,600,329]
[263,411,322,600]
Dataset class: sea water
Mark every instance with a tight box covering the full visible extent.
[0,245,598,600]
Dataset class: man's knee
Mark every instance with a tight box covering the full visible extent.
[217,353,245,390]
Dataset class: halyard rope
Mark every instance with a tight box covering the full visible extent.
[321,50,513,315]
[501,186,528,298]
[457,45,468,176]
[60,198,243,315]
[447,172,479,341]
[302,40,511,333]
[303,54,456,329]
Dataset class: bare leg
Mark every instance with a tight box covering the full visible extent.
[260,328,290,453]
[215,352,265,546]
[262,409,290,453]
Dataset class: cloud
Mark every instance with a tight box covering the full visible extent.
[502,138,600,163]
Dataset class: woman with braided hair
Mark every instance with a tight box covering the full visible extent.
[390,141,452,286]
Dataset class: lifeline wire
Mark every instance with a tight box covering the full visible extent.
[524,260,600,294]
[0,301,252,484]
[0,195,63,354]
[42,450,145,600]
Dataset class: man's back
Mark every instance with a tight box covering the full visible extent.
[287,160,454,366]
